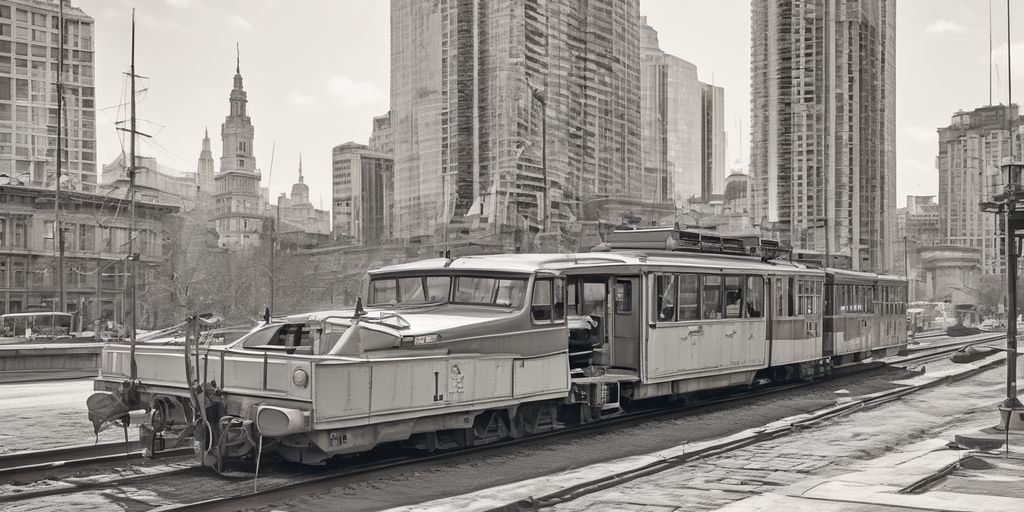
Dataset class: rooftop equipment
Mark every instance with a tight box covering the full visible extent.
[599,225,790,262]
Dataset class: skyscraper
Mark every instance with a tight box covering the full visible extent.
[0,0,97,191]
[701,82,726,198]
[390,0,643,238]
[938,105,1024,277]
[750,0,896,272]
[639,18,701,206]
[332,142,393,245]
[211,49,263,248]
[639,18,727,207]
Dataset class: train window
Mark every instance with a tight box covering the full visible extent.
[241,324,283,349]
[553,279,566,322]
[775,277,788,317]
[678,274,700,320]
[725,275,743,319]
[615,280,633,314]
[746,276,764,318]
[399,277,426,303]
[798,280,817,315]
[702,275,723,319]
[788,277,796,316]
[455,277,526,307]
[656,274,677,321]
[582,282,606,319]
[531,279,553,322]
[370,279,397,305]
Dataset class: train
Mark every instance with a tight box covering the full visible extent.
[86,227,908,470]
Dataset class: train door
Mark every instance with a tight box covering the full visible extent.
[567,277,610,366]
[612,277,640,370]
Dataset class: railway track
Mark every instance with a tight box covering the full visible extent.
[0,333,1002,511]
[0,440,193,478]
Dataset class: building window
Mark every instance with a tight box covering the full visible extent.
[12,220,25,248]
[237,158,244,168]
[12,258,25,287]
[42,220,56,250]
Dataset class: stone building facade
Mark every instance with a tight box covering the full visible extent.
[0,184,177,324]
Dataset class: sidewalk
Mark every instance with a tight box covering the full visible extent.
[392,354,1024,512]
[717,437,1024,512]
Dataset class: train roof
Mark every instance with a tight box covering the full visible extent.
[369,250,828,276]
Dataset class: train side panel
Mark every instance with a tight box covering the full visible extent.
[644,318,768,383]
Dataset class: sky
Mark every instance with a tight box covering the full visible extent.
[75,0,1024,209]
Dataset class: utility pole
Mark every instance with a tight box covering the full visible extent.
[55,0,65,313]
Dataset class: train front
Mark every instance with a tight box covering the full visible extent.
[87,264,570,469]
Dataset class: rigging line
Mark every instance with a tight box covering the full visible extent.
[140,137,191,166]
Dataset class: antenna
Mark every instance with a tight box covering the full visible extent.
[128,8,139,380]
[990,0,994,106]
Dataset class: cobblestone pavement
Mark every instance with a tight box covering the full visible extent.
[541,358,1023,511]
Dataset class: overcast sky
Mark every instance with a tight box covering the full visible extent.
[76,0,1023,209]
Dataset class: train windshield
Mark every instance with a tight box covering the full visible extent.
[370,276,452,306]
[369,275,527,308]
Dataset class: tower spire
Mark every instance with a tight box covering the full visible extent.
[299,154,303,182]
[236,41,240,74]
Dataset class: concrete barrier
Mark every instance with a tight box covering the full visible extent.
[0,342,104,383]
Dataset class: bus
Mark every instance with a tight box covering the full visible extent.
[0,312,76,340]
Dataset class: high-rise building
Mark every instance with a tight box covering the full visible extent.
[368,111,392,155]
[211,51,263,248]
[390,0,643,238]
[639,18,727,206]
[938,105,1024,276]
[332,142,393,245]
[196,127,214,198]
[701,82,726,198]
[0,0,97,191]
[750,0,896,272]
[639,18,701,206]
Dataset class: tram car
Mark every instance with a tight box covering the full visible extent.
[87,227,907,469]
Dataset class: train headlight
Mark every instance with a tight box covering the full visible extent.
[292,368,309,388]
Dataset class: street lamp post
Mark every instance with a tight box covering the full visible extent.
[1003,163,1022,413]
